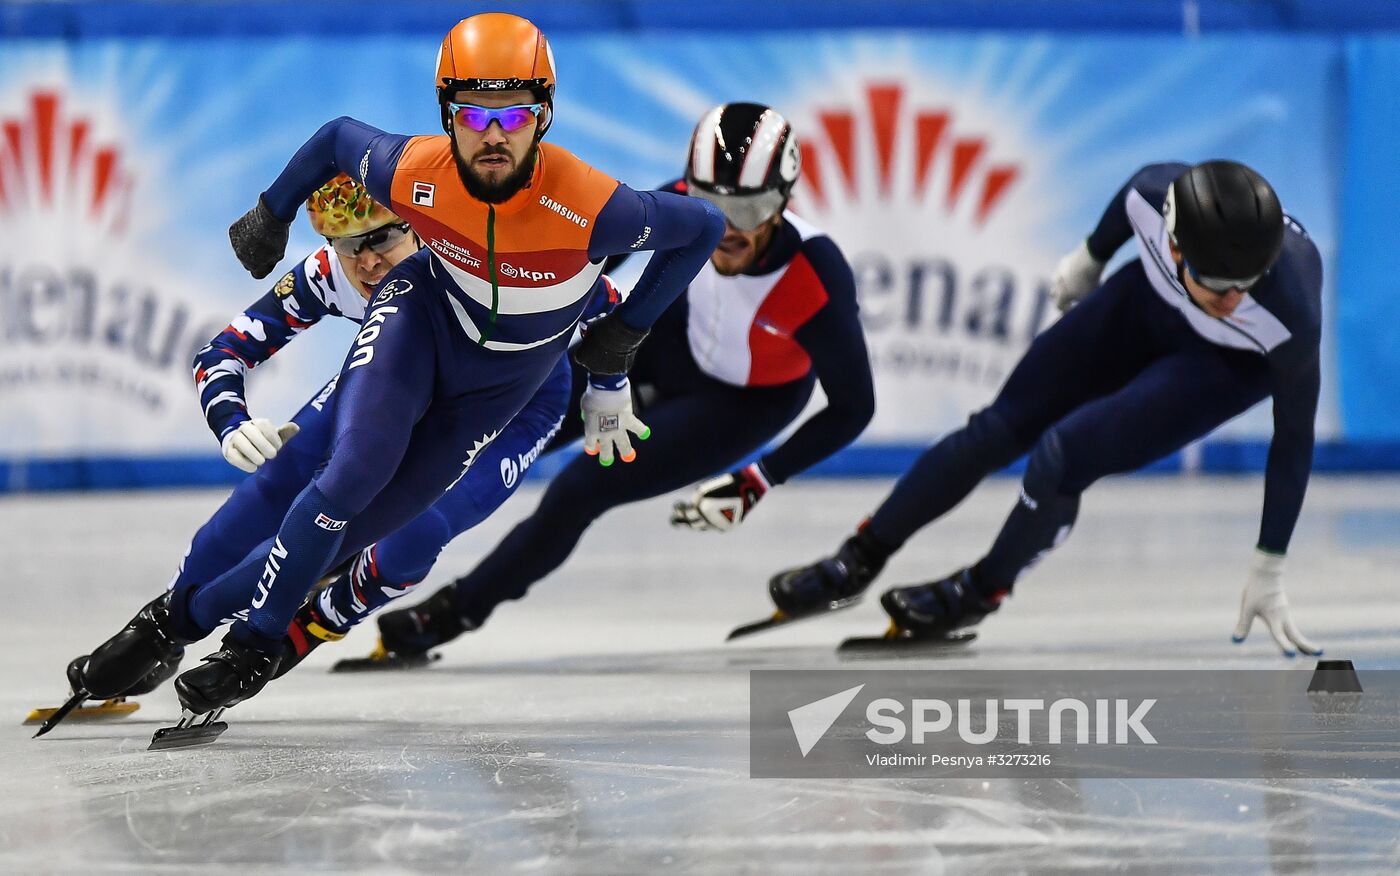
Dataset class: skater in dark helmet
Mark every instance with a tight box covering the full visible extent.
[771,160,1323,655]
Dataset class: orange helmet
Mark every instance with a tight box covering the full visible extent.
[305,174,399,238]
[435,13,556,136]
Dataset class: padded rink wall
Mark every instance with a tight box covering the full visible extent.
[1,1,1398,490]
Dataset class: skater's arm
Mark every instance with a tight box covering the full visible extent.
[260,118,412,221]
[1257,237,1324,556]
[1259,343,1320,556]
[232,120,413,279]
[194,256,333,441]
[1085,162,1189,262]
[588,185,725,330]
[760,237,875,484]
[600,178,686,275]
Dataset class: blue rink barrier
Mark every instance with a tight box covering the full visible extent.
[5,441,1399,493]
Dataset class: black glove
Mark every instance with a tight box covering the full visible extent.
[228,196,291,279]
[571,312,649,375]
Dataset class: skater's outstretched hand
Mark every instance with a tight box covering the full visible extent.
[1231,549,1322,658]
[580,379,649,466]
[221,418,300,473]
[229,196,291,280]
[671,464,770,532]
[1050,240,1105,313]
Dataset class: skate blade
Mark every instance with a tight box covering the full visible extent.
[24,698,139,725]
[330,641,440,673]
[148,722,228,750]
[726,596,862,641]
[149,709,228,750]
[837,624,977,656]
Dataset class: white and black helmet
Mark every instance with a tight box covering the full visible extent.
[685,102,801,231]
[1165,160,1284,291]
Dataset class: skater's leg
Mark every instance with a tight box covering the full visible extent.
[772,264,1164,616]
[442,381,812,629]
[968,428,1081,592]
[167,376,339,625]
[970,344,1271,592]
[865,406,1027,548]
[182,278,439,652]
[883,345,1270,637]
[52,376,343,714]
[866,261,1157,549]
[182,388,543,636]
[315,363,571,631]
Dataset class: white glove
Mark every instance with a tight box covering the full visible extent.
[671,463,771,532]
[221,418,300,473]
[580,380,649,467]
[1051,240,1106,313]
[1231,549,1322,658]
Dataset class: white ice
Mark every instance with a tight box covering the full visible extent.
[2,475,1398,874]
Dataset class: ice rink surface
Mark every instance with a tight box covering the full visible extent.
[1,475,1397,874]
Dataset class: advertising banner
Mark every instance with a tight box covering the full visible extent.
[0,34,1348,474]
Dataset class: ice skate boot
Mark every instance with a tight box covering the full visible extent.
[332,586,462,672]
[151,631,279,750]
[729,529,889,640]
[836,570,996,656]
[882,569,1003,638]
[25,657,140,731]
[30,593,190,737]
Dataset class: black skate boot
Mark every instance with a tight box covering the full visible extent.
[273,598,346,680]
[31,593,192,737]
[880,568,1006,639]
[28,656,139,733]
[81,592,191,699]
[769,528,890,615]
[124,648,188,696]
[728,529,891,640]
[174,631,281,715]
[332,585,465,672]
[151,631,281,750]
[151,626,281,750]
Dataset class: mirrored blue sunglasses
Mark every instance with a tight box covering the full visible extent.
[447,102,544,133]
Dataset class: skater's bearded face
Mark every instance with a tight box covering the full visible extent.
[448,89,541,205]
[1169,239,1248,319]
[709,212,783,276]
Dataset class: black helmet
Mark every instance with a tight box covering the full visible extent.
[685,102,801,231]
[1166,160,1283,289]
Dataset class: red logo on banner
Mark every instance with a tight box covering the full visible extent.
[795,83,1019,226]
[0,90,134,236]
